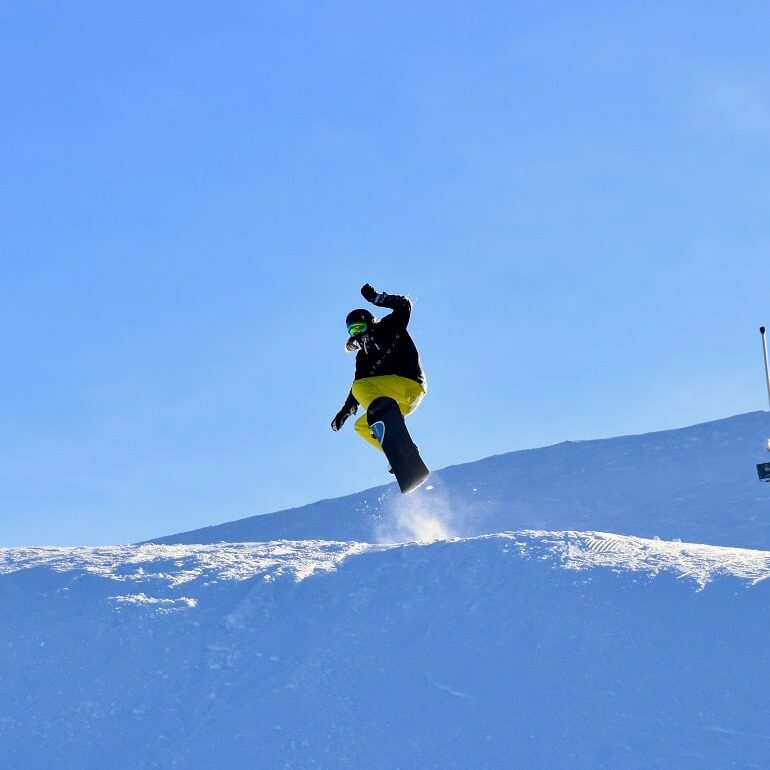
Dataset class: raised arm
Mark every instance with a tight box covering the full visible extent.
[360,283,412,329]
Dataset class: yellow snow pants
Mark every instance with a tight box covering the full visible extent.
[351,375,426,452]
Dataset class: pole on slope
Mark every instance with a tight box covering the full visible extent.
[761,327,770,412]
[757,326,770,481]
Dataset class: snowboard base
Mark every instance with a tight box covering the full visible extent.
[367,396,430,494]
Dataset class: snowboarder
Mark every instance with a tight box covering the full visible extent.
[331,284,427,457]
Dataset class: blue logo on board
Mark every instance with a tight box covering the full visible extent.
[370,421,386,445]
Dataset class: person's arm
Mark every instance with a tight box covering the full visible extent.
[331,391,359,431]
[361,283,412,329]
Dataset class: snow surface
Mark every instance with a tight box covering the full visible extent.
[2,411,770,768]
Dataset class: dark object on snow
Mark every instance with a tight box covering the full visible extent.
[757,462,770,482]
[367,396,430,494]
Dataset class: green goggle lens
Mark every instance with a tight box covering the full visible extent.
[347,322,369,336]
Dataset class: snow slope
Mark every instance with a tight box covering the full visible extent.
[2,411,770,769]
[152,411,770,549]
[2,532,770,770]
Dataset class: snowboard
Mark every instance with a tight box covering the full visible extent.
[367,396,430,494]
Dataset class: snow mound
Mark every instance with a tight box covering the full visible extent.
[2,531,770,769]
[4,530,770,600]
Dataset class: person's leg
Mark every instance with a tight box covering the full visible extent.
[351,375,426,451]
[354,412,383,450]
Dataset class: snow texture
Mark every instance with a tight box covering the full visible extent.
[1,411,770,769]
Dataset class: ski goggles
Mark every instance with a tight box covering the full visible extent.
[347,321,369,337]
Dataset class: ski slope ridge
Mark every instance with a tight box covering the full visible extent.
[152,410,770,550]
[5,530,770,592]
[2,531,770,769]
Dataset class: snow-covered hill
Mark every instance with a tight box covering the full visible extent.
[2,532,770,770]
[2,411,770,769]
[152,411,770,550]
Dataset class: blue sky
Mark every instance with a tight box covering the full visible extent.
[2,1,770,546]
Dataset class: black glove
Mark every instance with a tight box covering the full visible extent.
[361,283,382,304]
[331,404,357,431]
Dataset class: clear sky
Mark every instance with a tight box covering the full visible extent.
[2,1,770,546]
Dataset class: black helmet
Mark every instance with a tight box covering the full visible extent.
[346,308,375,336]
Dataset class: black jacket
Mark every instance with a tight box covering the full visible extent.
[341,293,426,412]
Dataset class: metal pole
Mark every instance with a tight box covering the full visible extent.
[761,326,770,411]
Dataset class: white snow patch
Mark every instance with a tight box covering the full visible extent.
[4,531,767,593]
[0,540,375,592]
[111,593,198,614]
[505,530,770,589]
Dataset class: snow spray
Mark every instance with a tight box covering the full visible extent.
[375,489,456,544]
